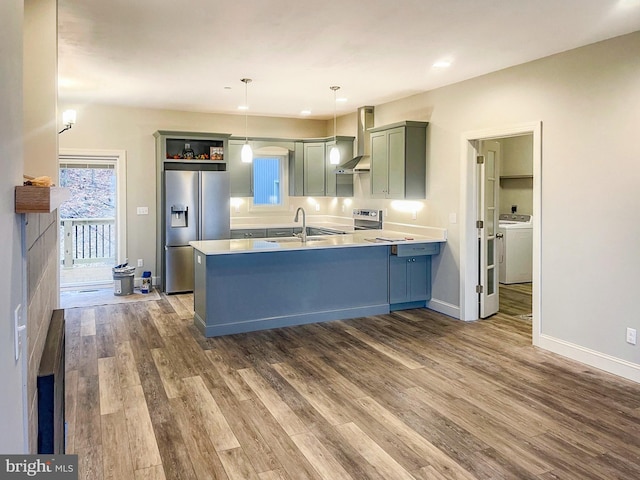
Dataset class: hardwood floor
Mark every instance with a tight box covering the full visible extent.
[65,293,640,479]
[499,282,532,318]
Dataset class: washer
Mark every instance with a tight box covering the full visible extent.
[498,214,532,284]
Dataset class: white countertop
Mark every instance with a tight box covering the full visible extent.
[190,229,446,255]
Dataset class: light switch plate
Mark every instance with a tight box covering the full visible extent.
[137,206,149,215]
[14,304,25,361]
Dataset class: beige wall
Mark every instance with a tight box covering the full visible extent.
[370,31,640,370]
[23,0,61,453]
[57,105,330,274]
[24,0,58,181]
[0,0,27,453]
[60,31,640,378]
[499,134,533,215]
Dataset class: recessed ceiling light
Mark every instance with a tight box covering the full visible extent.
[224,86,232,90]
[433,60,452,68]
[336,97,347,103]
[300,110,312,116]
[238,105,249,110]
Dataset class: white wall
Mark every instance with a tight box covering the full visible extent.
[0,0,27,453]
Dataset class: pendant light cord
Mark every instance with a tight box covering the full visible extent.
[330,86,340,142]
[242,78,252,143]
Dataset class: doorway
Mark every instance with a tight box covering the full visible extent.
[58,149,127,290]
[460,122,541,346]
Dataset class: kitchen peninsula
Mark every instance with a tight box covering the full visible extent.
[191,229,446,337]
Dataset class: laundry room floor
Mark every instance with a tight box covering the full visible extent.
[499,282,532,318]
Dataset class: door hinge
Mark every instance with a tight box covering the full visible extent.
[476,220,484,229]
[476,155,485,164]
[476,285,483,294]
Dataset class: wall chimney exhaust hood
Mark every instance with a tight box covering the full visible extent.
[335,106,374,174]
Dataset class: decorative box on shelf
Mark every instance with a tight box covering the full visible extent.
[15,186,70,213]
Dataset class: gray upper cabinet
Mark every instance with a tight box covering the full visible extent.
[291,136,355,197]
[325,137,354,197]
[290,143,304,196]
[303,142,326,196]
[228,139,253,197]
[370,121,428,199]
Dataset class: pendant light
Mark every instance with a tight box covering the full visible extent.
[329,86,341,165]
[240,78,253,163]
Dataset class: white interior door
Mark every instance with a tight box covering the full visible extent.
[478,140,500,318]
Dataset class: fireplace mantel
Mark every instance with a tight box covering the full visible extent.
[15,186,70,213]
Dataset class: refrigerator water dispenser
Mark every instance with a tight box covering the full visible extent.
[171,205,188,227]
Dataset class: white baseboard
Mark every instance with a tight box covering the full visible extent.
[427,298,460,319]
[538,334,640,383]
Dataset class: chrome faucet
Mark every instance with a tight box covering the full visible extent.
[294,207,307,242]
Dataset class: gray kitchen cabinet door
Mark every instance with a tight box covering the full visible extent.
[230,228,267,239]
[389,255,429,305]
[289,142,305,196]
[386,127,406,198]
[229,139,253,197]
[303,142,326,196]
[370,131,389,198]
[369,121,427,199]
[325,137,354,197]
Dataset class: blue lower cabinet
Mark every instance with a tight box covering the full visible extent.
[193,246,390,337]
[389,254,431,311]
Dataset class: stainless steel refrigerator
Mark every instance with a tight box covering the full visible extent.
[163,167,230,293]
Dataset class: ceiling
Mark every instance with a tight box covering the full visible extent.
[58,0,640,120]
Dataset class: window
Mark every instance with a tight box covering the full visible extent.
[252,155,286,208]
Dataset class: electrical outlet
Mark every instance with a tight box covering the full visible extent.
[626,328,637,345]
[137,259,143,267]
[412,210,417,220]
[315,204,320,212]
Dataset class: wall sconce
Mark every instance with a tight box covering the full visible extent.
[58,109,76,134]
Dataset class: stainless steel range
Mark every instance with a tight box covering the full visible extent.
[353,209,383,230]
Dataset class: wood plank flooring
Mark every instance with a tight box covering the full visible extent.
[499,282,532,317]
[65,292,640,479]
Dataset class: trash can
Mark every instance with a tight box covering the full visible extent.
[141,271,152,294]
[112,265,136,296]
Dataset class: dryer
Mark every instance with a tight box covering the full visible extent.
[497,214,532,284]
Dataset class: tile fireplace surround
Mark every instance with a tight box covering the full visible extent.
[24,210,59,453]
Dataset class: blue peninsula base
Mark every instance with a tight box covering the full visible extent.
[193,246,391,337]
